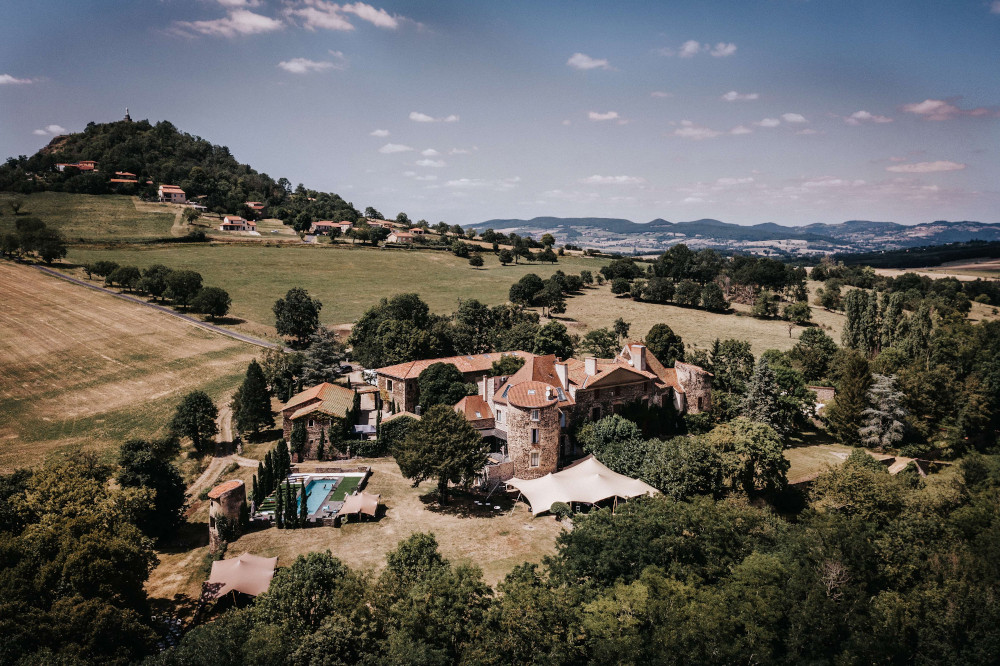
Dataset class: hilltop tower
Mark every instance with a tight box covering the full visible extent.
[124,107,132,122]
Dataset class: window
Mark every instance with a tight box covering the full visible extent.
[613,386,621,397]
[531,408,540,421]
[530,452,540,467]
[387,379,393,391]
[697,396,704,411]
[559,411,566,427]
[591,406,601,421]
[594,389,602,400]
[308,419,314,428]
[531,428,539,444]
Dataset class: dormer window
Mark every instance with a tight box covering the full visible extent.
[531,409,540,421]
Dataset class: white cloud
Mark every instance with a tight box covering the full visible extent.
[414,174,437,181]
[277,54,345,73]
[721,91,758,102]
[0,74,33,85]
[901,98,998,121]
[580,175,645,185]
[683,196,705,203]
[216,0,261,6]
[173,9,283,37]
[992,0,1000,14]
[757,117,781,128]
[409,111,459,123]
[370,129,389,137]
[449,147,475,155]
[678,40,702,58]
[796,128,820,135]
[781,113,807,123]
[444,177,520,190]
[845,110,894,125]
[421,148,440,156]
[378,143,412,154]
[710,42,737,57]
[716,177,755,186]
[651,91,673,98]
[673,120,721,140]
[886,160,966,173]
[285,1,404,32]
[32,124,67,136]
[566,52,612,70]
[416,159,446,167]
[588,111,619,121]
[730,125,753,135]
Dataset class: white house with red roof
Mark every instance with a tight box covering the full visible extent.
[158,184,187,203]
[219,215,256,232]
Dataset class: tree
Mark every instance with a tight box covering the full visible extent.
[579,328,619,358]
[165,269,203,309]
[642,276,675,304]
[91,260,119,279]
[539,247,558,263]
[741,357,784,433]
[644,323,684,366]
[117,439,187,542]
[452,240,470,258]
[395,404,488,503]
[790,327,838,382]
[701,282,729,311]
[170,391,219,454]
[540,233,555,247]
[711,339,755,394]
[611,277,631,296]
[490,354,525,376]
[675,279,701,306]
[860,374,907,451]
[641,436,724,500]
[364,206,384,220]
[498,249,514,265]
[752,290,780,318]
[577,415,649,478]
[232,359,274,436]
[34,227,67,264]
[509,273,544,305]
[705,418,788,495]
[300,327,345,386]
[469,254,484,268]
[191,287,231,320]
[290,421,307,462]
[533,320,575,359]
[825,351,872,446]
[299,479,308,525]
[254,551,363,633]
[783,301,812,325]
[418,362,474,410]
[139,264,172,302]
[612,317,631,343]
[273,287,322,347]
[108,265,141,291]
[842,289,879,356]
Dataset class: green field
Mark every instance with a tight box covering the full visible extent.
[0,191,176,240]
[65,244,608,327]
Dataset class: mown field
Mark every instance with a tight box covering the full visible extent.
[0,261,259,471]
[65,243,609,327]
[0,191,176,240]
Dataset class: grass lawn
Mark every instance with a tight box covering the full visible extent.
[146,458,565,608]
[0,260,259,471]
[64,243,608,327]
[0,191,176,240]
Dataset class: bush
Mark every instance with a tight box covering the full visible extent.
[611,277,631,295]
[550,501,572,520]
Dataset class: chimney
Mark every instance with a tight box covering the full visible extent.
[630,344,647,372]
[545,386,553,400]
[481,375,487,397]
[585,357,598,376]
[555,362,569,390]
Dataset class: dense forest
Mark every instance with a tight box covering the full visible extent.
[836,240,1000,269]
[0,119,360,225]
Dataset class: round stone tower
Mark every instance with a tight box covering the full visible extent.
[505,381,561,480]
[208,479,246,552]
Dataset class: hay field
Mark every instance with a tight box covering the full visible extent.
[65,244,608,326]
[148,458,564,605]
[0,192,175,240]
[0,261,258,471]
[556,280,845,355]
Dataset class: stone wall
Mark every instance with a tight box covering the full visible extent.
[506,403,561,480]
[377,375,417,414]
[676,363,713,413]
[282,413,347,460]
[569,379,658,424]
[209,482,246,553]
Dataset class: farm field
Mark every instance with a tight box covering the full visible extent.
[65,243,608,327]
[0,191,176,240]
[556,280,845,354]
[0,260,259,471]
[147,457,564,605]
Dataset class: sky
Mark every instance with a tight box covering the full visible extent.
[2,0,999,227]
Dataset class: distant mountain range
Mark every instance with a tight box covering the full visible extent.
[470,217,1000,256]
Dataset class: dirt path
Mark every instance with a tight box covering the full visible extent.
[36,265,286,350]
[170,208,186,237]
[216,403,233,445]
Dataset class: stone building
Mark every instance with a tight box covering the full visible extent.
[208,479,246,553]
[280,382,357,459]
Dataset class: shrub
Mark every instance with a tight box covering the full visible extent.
[550,502,572,520]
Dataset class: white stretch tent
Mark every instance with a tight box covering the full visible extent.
[206,553,278,598]
[507,455,659,515]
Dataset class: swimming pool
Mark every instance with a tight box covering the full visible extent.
[299,478,340,514]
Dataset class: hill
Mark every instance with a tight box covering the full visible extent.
[472,216,1000,256]
[0,117,359,229]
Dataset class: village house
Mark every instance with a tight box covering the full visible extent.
[375,345,712,482]
[158,184,187,203]
[387,231,415,244]
[219,215,256,232]
[311,220,339,234]
[245,201,265,213]
[280,382,357,459]
[55,160,98,172]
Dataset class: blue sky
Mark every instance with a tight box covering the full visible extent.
[2,0,999,226]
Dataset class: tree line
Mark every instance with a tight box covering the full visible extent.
[83,260,232,319]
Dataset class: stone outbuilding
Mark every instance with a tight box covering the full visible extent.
[208,479,247,553]
[280,382,357,459]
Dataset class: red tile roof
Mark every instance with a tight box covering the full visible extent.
[208,479,244,499]
[505,381,559,408]
[377,350,533,380]
[454,394,493,421]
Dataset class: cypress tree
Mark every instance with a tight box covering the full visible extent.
[263,452,273,494]
[279,439,291,477]
[299,480,308,525]
[826,351,873,446]
[860,374,907,451]
[285,481,297,529]
[741,357,782,432]
[275,485,284,529]
[862,290,880,356]
[233,359,274,437]
[252,474,260,507]
[256,461,265,498]
[317,427,326,461]
[290,421,307,463]
[879,292,905,350]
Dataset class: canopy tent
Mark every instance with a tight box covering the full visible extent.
[206,553,277,598]
[336,491,380,519]
[507,455,658,515]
